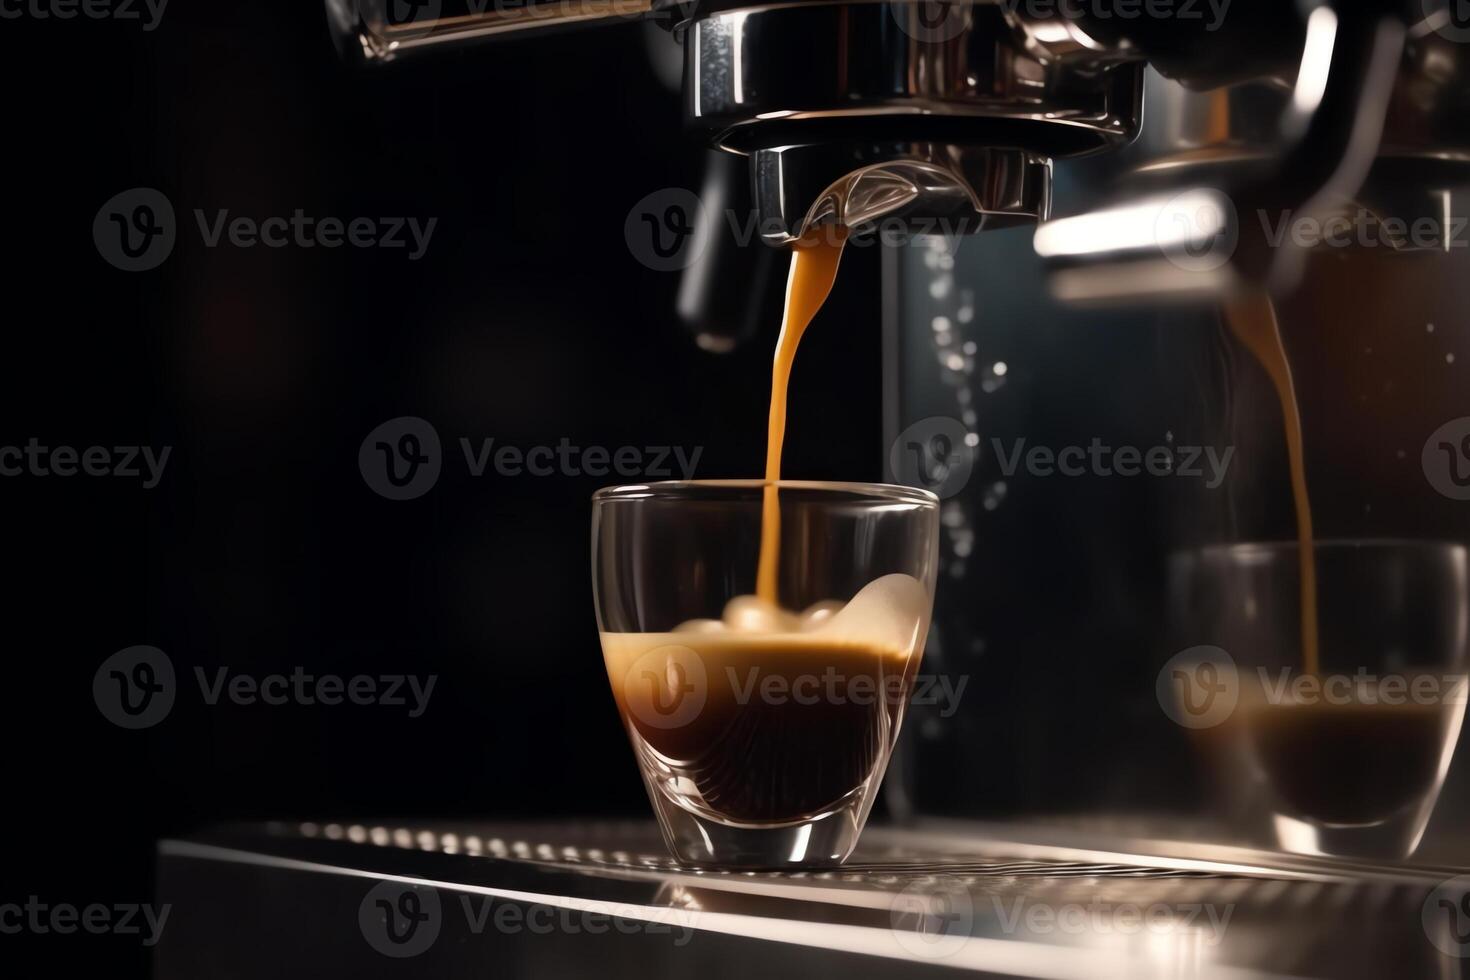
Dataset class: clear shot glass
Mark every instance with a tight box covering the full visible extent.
[593,481,939,868]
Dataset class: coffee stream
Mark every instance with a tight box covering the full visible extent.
[757,244,1325,670]
[757,229,849,602]
[761,240,1321,675]
[600,227,937,826]
[1221,295,1464,836]
[1224,293,1321,676]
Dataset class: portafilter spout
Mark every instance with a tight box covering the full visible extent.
[753,144,1053,247]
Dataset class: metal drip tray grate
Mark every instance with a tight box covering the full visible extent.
[280,818,1228,881]
[155,819,1468,980]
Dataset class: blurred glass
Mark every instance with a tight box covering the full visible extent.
[1170,540,1470,859]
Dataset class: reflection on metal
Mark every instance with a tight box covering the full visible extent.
[754,145,1052,248]
[324,0,655,63]
[687,4,1142,156]
[1034,4,1470,300]
[159,820,1462,979]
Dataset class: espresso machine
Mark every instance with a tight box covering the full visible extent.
[154,2,1470,976]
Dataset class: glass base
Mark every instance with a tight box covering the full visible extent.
[1272,811,1429,861]
[650,798,865,868]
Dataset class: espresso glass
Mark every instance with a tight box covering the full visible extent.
[1169,539,1470,859]
[592,480,939,868]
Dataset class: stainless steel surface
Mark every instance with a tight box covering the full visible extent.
[155,819,1470,978]
[325,0,1144,241]
[324,0,654,63]
[1035,5,1409,300]
[689,2,1139,242]
[686,3,1142,156]
[325,0,1470,269]
[1034,3,1470,300]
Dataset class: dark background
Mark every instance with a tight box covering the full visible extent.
[0,5,883,976]
[10,5,1470,979]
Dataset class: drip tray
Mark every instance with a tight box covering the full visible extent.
[154,820,1467,979]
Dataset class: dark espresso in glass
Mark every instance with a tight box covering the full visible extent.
[606,633,914,824]
[1244,698,1456,826]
